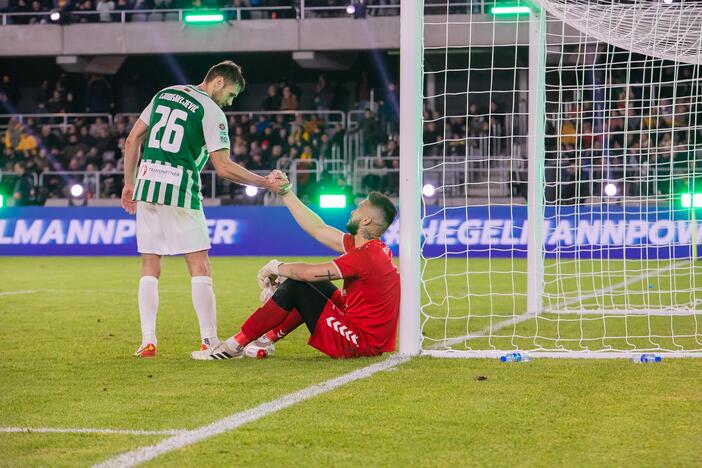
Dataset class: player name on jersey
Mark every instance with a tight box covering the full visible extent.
[158,92,200,113]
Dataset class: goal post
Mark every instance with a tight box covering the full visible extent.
[527,6,546,317]
[398,0,423,356]
[397,0,702,358]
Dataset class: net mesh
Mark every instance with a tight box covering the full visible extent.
[419,0,702,355]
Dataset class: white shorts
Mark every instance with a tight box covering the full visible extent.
[136,202,211,256]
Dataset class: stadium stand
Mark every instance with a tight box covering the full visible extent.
[1,58,700,207]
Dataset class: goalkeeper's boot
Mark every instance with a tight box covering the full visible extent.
[244,337,276,359]
[190,342,243,361]
[134,343,157,358]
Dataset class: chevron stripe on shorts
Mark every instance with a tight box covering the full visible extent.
[325,316,359,347]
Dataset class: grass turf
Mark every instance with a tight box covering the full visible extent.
[0,256,701,466]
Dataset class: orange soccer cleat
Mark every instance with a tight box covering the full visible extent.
[134,343,157,358]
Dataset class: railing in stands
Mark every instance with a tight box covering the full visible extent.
[0,113,113,131]
[1,149,526,205]
[353,155,524,199]
[276,157,319,195]
[37,170,120,199]
[0,171,39,186]
[115,110,346,130]
[31,169,275,200]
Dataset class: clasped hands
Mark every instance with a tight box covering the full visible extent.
[265,170,291,195]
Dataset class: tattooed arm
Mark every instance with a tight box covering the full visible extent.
[277,262,343,282]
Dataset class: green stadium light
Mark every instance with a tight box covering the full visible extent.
[184,11,225,23]
[319,194,347,209]
[490,5,531,14]
[681,193,702,208]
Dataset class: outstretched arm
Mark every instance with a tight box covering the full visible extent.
[210,150,283,192]
[280,191,345,253]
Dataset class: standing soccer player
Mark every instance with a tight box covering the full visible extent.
[121,61,283,357]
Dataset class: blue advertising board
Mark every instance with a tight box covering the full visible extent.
[0,206,352,256]
[0,205,699,258]
[401,205,701,259]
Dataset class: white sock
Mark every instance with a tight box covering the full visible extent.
[138,276,159,347]
[191,276,219,346]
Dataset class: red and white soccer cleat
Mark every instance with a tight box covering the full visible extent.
[244,338,276,359]
[134,343,157,358]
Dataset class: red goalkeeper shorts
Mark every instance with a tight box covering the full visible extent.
[308,303,381,359]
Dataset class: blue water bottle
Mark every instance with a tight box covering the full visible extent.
[630,354,662,363]
[500,352,531,363]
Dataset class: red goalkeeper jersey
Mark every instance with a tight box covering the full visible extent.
[331,234,401,353]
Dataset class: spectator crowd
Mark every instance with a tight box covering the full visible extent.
[1,74,404,204]
[544,64,702,204]
[6,60,698,207]
[1,112,354,202]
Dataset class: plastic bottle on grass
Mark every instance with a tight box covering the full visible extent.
[499,352,531,363]
[630,354,662,363]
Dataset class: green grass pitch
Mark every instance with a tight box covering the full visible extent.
[1,256,701,466]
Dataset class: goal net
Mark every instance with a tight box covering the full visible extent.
[413,0,702,357]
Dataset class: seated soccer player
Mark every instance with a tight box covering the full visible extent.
[191,190,400,360]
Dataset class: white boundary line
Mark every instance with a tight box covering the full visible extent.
[429,260,689,350]
[95,354,411,468]
[0,290,37,297]
[0,427,186,436]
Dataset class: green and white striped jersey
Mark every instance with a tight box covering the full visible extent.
[133,85,230,210]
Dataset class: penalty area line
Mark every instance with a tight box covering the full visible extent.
[0,427,186,436]
[95,354,411,468]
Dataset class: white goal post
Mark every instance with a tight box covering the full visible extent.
[398,0,702,358]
